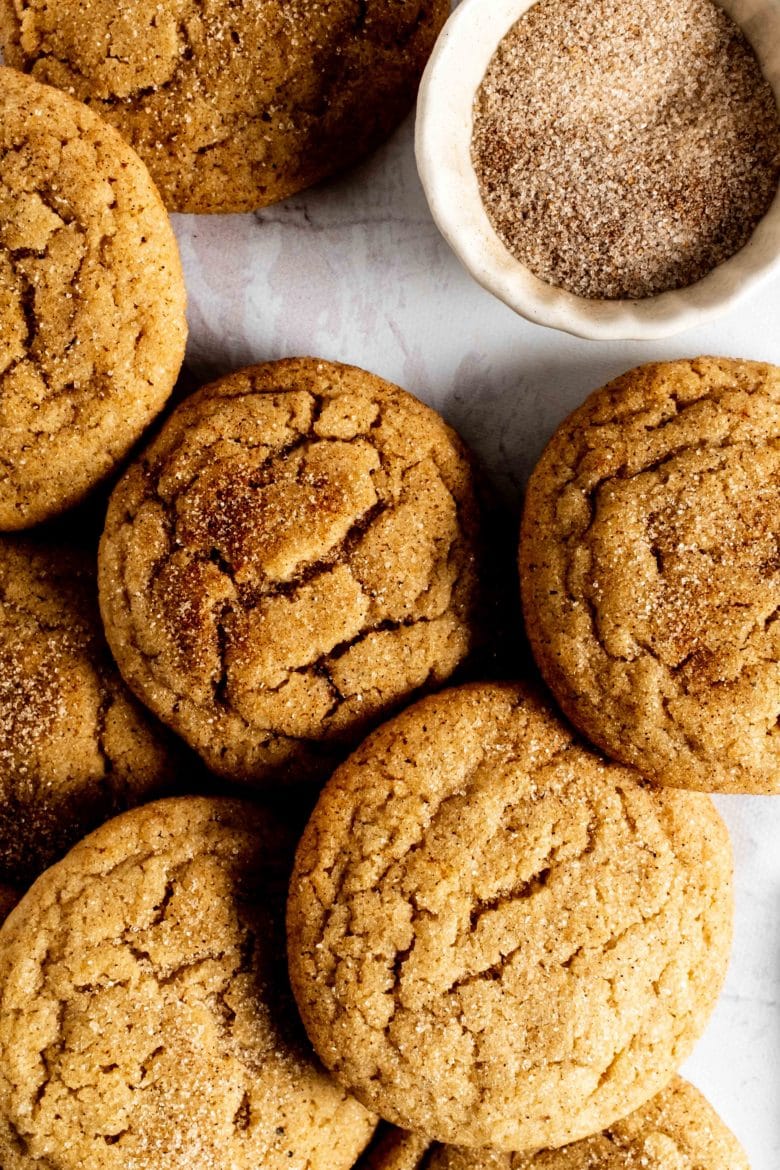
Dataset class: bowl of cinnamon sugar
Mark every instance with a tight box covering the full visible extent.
[416,0,780,340]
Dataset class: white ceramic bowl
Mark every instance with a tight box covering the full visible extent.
[415,0,780,340]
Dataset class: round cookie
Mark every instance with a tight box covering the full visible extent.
[287,681,733,1151]
[520,357,780,794]
[359,1079,749,1170]
[0,796,377,1170]
[0,67,186,529]
[98,358,486,788]
[0,537,180,883]
[0,0,449,214]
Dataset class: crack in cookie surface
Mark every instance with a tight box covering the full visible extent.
[0,798,376,1170]
[0,68,186,529]
[520,357,780,793]
[287,682,733,1151]
[0,537,180,884]
[0,0,449,212]
[98,359,485,787]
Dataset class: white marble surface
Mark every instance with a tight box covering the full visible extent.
[173,108,780,1168]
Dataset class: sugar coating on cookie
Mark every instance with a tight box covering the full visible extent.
[287,682,733,1151]
[0,537,180,883]
[422,1078,749,1169]
[358,1078,749,1169]
[98,358,485,787]
[0,0,449,213]
[520,357,780,795]
[0,67,186,529]
[0,797,376,1170]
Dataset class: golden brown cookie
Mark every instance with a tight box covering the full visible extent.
[359,1079,749,1169]
[98,358,485,788]
[287,681,733,1151]
[0,0,449,213]
[0,537,181,884]
[0,796,376,1170]
[520,357,780,794]
[0,67,186,529]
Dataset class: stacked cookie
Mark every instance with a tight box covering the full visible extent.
[0,23,769,1170]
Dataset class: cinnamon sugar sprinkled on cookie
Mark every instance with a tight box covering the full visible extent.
[0,0,449,213]
[520,357,780,794]
[0,798,376,1170]
[98,359,486,788]
[288,682,732,1151]
[0,67,186,528]
[356,1077,749,1169]
[0,538,180,883]
[472,0,780,300]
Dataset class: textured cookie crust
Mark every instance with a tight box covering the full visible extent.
[98,358,485,787]
[0,537,179,884]
[0,68,186,529]
[520,357,780,794]
[0,0,449,213]
[359,1078,749,1168]
[287,682,733,1151]
[0,797,376,1170]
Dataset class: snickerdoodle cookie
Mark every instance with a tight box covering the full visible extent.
[98,358,485,787]
[521,357,780,794]
[287,682,733,1151]
[0,537,180,883]
[0,0,449,213]
[359,1078,748,1169]
[0,797,376,1170]
[0,67,186,529]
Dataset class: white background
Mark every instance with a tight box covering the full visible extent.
[173,101,780,1167]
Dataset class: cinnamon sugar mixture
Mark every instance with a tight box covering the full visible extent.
[471,0,780,300]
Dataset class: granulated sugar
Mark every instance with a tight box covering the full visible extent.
[471,0,780,300]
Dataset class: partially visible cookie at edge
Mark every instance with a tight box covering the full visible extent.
[520,357,780,794]
[287,681,733,1151]
[357,1079,749,1170]
[0,66,186,529]
[0,536,181,883]
[0,0,449,213]
[98,358,487,788]
[0,796,377,1170]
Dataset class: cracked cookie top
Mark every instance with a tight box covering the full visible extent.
[0,537,181,884]
[360,1078,748,1169]
[0,68,186,530]
[0,0,449,213]
[98,358,485,788]
[520,357,780,794]
[0,796,377,1170]
[287,681,733,1151]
